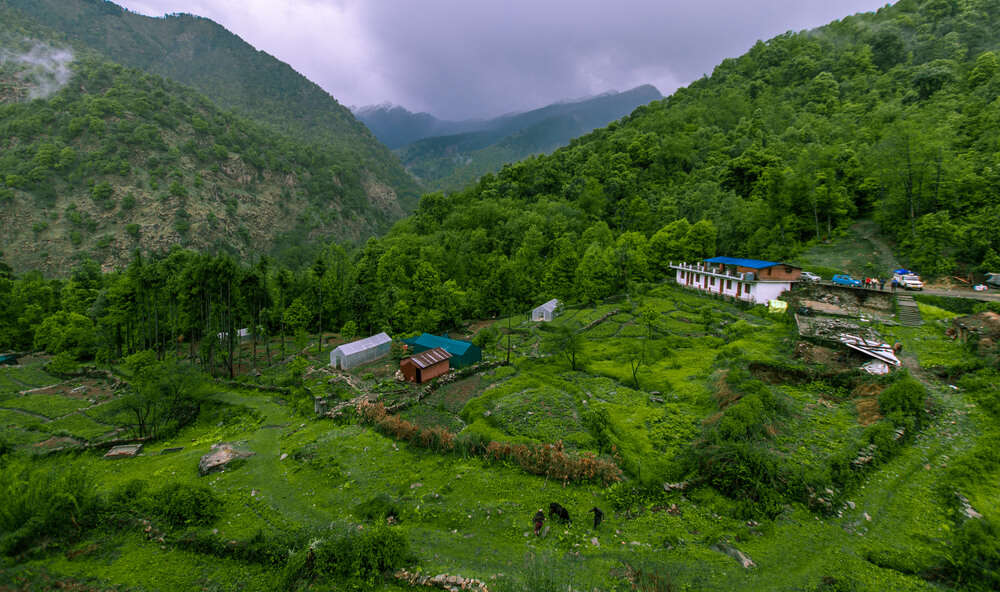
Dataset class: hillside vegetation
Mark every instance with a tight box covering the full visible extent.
[0,0,420,273]
[3,0,1000,587]
[0,54,406,273]
[378,0,1000,298]
[4,0,418,204]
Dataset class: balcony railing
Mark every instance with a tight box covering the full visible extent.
[669,262,755,282]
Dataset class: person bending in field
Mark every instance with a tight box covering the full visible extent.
[589,506,604,530]
[533,509,545,536]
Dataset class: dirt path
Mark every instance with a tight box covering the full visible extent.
[0,405,50,421]
[852,219,901,272]
[832,350,974,570]
[797,219,901,277]
[207,390,337,526]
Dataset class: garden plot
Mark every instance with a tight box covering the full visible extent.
[0,367,127,446]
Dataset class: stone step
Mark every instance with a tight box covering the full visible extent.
[895,295,923,326]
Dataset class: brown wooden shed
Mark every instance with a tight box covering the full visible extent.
[400,347,452,383]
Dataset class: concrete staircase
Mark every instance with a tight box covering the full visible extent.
[896,294,923,327]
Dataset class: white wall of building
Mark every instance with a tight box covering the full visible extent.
[673,267,791,304]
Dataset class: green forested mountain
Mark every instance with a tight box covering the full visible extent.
[0,1,421,273]
[0,51,406,273]
[3,0,419,208]
[5,3,1000,590]
[359,85,663,192]
[6,0,1000,328]
[372,0,1000,315]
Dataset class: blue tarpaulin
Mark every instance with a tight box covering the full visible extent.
[893,269,914,275]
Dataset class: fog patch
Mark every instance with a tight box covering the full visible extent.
[0,42,75,100]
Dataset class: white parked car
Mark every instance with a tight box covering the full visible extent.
[894,274,924,290]
[974,284,989,292]
[800,271,821,282]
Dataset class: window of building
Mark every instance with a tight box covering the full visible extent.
[726,279,732,290]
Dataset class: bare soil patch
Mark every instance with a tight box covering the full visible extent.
[852,382,885,426]
[34,436,83,450]
[436,376,483,413]
[30,377,115,401]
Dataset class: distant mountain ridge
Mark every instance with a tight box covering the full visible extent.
[358,85,663,192]
[351,104,485,150]
[5,0,420,208]
[356,85,663,150]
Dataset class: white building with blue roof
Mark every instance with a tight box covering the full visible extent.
[670,257,802,304]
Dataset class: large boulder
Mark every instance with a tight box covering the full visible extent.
[104,443,142,459]
[198,442,254,476]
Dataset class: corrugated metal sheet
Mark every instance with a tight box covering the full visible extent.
[407,347,452,369]
[837,334,901,366]
[334,332,391,356]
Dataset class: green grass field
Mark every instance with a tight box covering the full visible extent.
[2,282,997,591]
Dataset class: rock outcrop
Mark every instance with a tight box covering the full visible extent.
[198,442,254,476]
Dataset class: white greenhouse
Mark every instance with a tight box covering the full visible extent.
[531,299,560,322]
[330,332,392,370]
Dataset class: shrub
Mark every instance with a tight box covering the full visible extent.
[688,440,786,518]
[284,525,409,589]
[354,493,399,522]
[582,407,614,453]
[455,431,489,457]
[175,528,295,567]
[878,373,926,422]
[355,401,622,485]
[109,478,149,510]
[472,326,500,349]
[153,483,220,527]
[45,351,81,376]
[947,516,1000,590]
[0,461,100,556]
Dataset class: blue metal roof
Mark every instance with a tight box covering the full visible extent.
[705,256,779,269]
[404,333,474,355]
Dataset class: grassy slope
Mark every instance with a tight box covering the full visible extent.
[1,283,996,591]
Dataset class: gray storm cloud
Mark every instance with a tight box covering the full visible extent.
[118,0,891,119]
[0,43,75,100]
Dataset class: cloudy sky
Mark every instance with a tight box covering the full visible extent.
[116,0,892,120]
